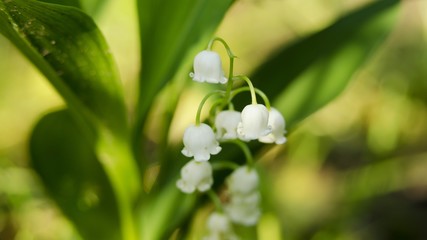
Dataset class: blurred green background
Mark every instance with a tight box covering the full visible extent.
[1,0,427,239]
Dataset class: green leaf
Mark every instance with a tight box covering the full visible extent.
[37,0,81,9]
[134,0,234,138]
[251,0,400,129]
[0,0,127,136]
[30,110,121,240]
[0,2,141,239]
[37,0,107,15]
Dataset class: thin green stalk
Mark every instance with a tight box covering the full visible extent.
[207,190,224,212]
[230,86,271,110]
[211,161,240,171]
[195,90,224,125]
[233,76,257,105]
[225,139,254,167]
[208,99,226,124]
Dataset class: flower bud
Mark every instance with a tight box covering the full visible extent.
[190,50,227,84]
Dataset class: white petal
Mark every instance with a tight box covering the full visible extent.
[259,108,287,145]
[191,50,228,84]
[227,166,259,195]
[176,160,213,193]
[238,104,270,140]
[215,110,241,140]
[182,123,221,161]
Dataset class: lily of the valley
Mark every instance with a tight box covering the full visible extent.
[259,107,287,144]
[190,50,227,84]
[225,199,261,227]
[203,212,238,240]
[182,123,221,161]
[237,104,271,141]
[225,166,262,226]
[176,160,213,193]
[215,110,241,140]
[227,166,259,196]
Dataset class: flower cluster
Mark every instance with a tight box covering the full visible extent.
[225,166,261,226]
[176,37,287,238]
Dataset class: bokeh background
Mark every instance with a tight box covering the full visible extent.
[1,0,427,239]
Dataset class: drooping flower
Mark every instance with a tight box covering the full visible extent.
[182,123,221,161]
[176,160,213,193]
[225,166,262,226]
[203,212,239,240]
[237,104,271,140]
[225,199,261,226]
[259,108,287,144]
[215,110,241,140]
[190,50,227,84]
[227,166,259,196]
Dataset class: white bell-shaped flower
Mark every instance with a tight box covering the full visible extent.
[237,104,271,140]
[182,123,221,161]
[204,212,239,240]
[206,212,232,234]
[259,108,287,144]
[225,200,261,226]
[176,160,213,193]
[215,110,241,140]
[190,50,227,84]
[227,166,259,196]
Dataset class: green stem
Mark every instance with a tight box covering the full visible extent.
[233,76,257,105]
[230,86,271,110]
[195,90,224,125]
[225,139,254,167]
[207,37,236,59]
[208,99,226,124]
[207,190,224,212]
[96,133,140,240]
[211,161,240,171]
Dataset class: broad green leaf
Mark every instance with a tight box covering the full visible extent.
[37,0,107,15]
[38,0,81,9]
[30,110,121,240]
[134,0,234,139]
[0,0,127,136]
[250,0,400,129]
[0,2,141,239]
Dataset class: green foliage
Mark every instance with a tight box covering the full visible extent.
[0,0,127,135]
[251,0,399,129]
[0,0,405,239]
[30,110,121,240]
[135,0,234,133]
